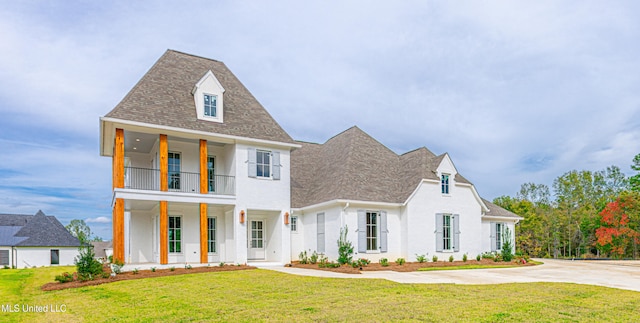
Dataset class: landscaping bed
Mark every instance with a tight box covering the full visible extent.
[42,264,256,291]
[289,258,536,274]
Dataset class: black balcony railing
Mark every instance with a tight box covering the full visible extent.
[124,167,235,196]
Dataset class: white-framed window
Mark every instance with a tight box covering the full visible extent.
[441,174,450,194]
[169,216,182,253]
[207,217,216,253]
[168,152,181,190]
[50,249,60,265]
[290,216,298,232]
[495,222,503,251]
[251,221,264,248]
[256,150,271,178]
[442,214,452,251]
[366,211,379,251]
[204,94,217,117]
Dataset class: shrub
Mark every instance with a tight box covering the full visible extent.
[151,267,156,272]
[75,246,103,280]
[415,254,427,263]
[357,258,371,266]
[185,264,192,269]
[396,258,405,265]
[350,261,359,268]
[107,255,113,263]
[379,258,389,267]
[462,253,468,262]
[3,265,9,269]
[318,254,328,265]
[319,262,340,268]
[448,255,454,262]
[309,251,319,264]
[476,254,481,261]
[501,227,514,262]
[298,250,309,264]
[169,266,175,272]
[337,226,354,265]
[493,254,503,262]
[432,255,438,262]
[482,252,495,260]
[101,272,110,279]
[132,268,139,275]
[55,272,74,283]
[219,262,225,267]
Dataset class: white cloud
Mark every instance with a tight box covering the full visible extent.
[86,216,111,224]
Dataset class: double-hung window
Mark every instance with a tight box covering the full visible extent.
[442,214,452,251]
[207,217,216,253]
[436,213,459,252]
[168,152,181,190]
[169,216,182,253]
[495,222,503,251]
[366,211,379,251]
[256,150,271,178]
[204,94,217,117]
[441,174,450,194]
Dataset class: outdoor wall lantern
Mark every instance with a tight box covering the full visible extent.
[240,210,245,224]
[284,212,290,225]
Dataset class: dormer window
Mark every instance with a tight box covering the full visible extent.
[204,94,217,117]
[441,174,450,194]
[193,70,225,123]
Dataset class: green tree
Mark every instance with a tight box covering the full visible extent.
[65,219,92,245]
[631,153,640,193]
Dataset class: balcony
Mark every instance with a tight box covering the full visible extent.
[124,167,235,196]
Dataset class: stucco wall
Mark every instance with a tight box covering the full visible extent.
[13,247,78,268]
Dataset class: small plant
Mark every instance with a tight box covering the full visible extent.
[319,261,341,268]
[55,272,74,283]
[350,260,359,268]
[151,267,156,272]
[318,254,328,265]
[337,226,354,265]
[379,258,389,267]
[448,255,454,262]
[132,268,139,275]
[111,263,122,275]
[482,252,496,260]
[462,253,468,262]
[298,250,309,264]
[169,266,175,272]
[432,255,438,262]
[357,258,371,267]
[101,272,110,279]
[493,254,503,262]
[185,264,192,270]
[236,263,241,266]
[219,262,225,267]
[476,254,481,261]
[501,227,514,262]
[108,255,113,263]
[75,246,103,280]
[396,258,405,265]
[309,251,319,264]
[3,265,9,269]
[415,254,427,263]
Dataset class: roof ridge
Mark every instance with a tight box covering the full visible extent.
[166,49,223,63]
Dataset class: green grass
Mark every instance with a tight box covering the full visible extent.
[2,266,640,322]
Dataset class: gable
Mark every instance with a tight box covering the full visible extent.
[104,50,294,144]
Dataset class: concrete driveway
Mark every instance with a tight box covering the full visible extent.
[265,259,640,292]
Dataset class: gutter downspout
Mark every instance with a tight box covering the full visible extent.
[341,202,350,228]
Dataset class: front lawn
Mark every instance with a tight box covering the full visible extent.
[2,266,640,322]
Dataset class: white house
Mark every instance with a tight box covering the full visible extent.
[0,211,81,268]
[100,50,521,266]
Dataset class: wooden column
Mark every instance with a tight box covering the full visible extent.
[200,203,208,263]
[159,134,168,264]
[160,201,168,264]
[199,140,209,263]
[159,134,168,192]
[200,139,208,194]
[113,128,125,263]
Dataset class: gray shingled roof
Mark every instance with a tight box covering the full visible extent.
[105,50,294,144]
[91,241,113,258]
[481,199,523,219]
[0,211,81,247]
[291,126,475,208]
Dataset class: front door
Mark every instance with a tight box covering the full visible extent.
[248,220,265,260]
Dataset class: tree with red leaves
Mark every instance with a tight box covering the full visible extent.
[595,192,640,258]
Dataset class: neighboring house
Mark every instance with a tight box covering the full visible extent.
[100,50,521,266]
[0,211,81,268]
[91,241,113,261]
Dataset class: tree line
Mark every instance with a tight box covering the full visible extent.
[494,153,640,259]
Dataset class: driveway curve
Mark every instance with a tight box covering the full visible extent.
[265,259,640,292]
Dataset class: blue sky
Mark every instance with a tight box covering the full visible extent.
[1,1,639,239]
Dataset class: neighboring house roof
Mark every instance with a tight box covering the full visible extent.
[481,199,523,219]
[0,211,82,247]
[91,241,113,258]
[291,126,475,208]
[104,49,295,144]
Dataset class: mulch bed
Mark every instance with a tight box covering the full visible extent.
[290,258,535,274]
[41,264,256,291]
